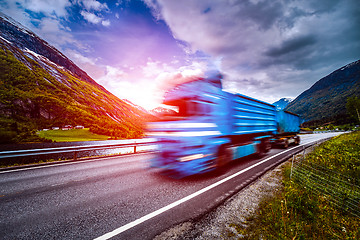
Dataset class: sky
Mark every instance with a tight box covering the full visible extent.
[0,0,359,110]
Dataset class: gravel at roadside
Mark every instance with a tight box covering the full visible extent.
[154,160,287,240]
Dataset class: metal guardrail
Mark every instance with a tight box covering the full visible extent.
[0,135,338,170]
[0,138,157,160]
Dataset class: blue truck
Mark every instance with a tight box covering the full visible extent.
[147,72,300,178]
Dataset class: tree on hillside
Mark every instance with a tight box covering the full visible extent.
[346,96,360,123]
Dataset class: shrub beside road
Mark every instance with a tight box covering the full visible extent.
[233,131,360,239]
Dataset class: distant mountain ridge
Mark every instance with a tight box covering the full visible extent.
[273,98,292,110]
[0,13,149,142]
[285,59,360,122]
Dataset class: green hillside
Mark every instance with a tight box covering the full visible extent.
[0,45,147,143]
[0,13,157,144]
[286,60,360,124]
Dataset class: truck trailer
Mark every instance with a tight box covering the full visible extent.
[272,110,301,148]
[147,72,300,178]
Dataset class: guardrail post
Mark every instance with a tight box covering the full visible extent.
[134,144,137,153]
[303,145,305,160]
[74,151,77,160]
[290,155,295,179]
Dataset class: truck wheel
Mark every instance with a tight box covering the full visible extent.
[216,146,232,168]
[262,139,271,153]
[283,139,289,149]
[256,140,269,157]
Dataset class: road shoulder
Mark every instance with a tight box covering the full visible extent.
[154,159,287,239]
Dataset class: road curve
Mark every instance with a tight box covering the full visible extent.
[0,132,342,239]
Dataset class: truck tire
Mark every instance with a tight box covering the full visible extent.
[262,139,271,153]
[283,139,289,149]
[256,139,270,157]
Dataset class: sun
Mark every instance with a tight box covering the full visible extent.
[118,81,163,111]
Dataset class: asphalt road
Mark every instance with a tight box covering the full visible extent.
[0,132,342,239]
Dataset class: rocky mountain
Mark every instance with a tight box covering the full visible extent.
[285,59,360,123]
[0,13,149,143]
[273,98,292,110]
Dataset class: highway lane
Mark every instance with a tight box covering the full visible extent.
[0,132,342,239]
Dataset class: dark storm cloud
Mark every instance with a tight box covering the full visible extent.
[261,35,319,69]
[237,0,284,31]
[146,0,360,103]
[265,35,317,58]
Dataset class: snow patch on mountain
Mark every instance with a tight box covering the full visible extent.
[273,98,293,110]
[341,59,360,71]
[0,35,12,44]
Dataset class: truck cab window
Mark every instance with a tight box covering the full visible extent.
[161,99,204,118]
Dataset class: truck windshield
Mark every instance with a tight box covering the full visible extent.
[161,99,204,119]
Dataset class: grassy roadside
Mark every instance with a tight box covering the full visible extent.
[37,128,109,142]
[232,132,360,239]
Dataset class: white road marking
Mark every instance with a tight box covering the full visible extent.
[94,140,322,240]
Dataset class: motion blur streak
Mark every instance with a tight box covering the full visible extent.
[147,131,221,137]
[148,122,217,129]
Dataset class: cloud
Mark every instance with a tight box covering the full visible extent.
[80,0,108,12]
[101,66,127,82]
[265,35,317,58]
[0,0,86,54]
[101,19,111,27]
[142,58,174,78]
[36,18,73,45]
[154,71,203,92]
[76,0,110,26]
[80,10,102,24]
[65,49,105,79]
[0,1,33,29]
[142,58,206,92]
[145,0,360,103]
[78,0,110,26]
[0,0,71,29]
[79,11,110,27]
[14,0,71,17]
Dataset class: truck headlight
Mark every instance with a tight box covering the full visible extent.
[178,154,205,162]
[178,153,213,162]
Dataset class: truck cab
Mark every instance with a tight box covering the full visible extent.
[147,75,231,178]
